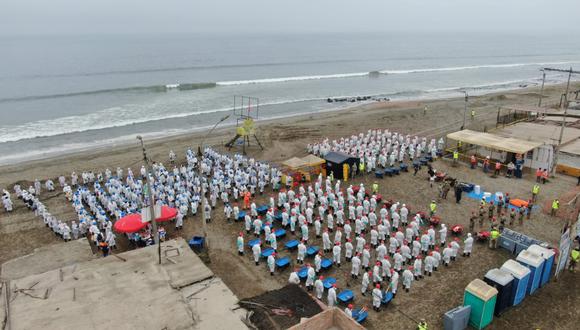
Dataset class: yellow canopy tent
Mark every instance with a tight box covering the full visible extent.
[281,155,326,184]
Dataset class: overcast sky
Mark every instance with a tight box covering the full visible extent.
[2,0,579,35]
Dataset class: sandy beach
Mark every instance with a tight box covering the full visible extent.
[1,82,580,329]
[2,82,577,188]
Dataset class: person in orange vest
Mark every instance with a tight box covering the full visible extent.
[535,168,543,183]
[542,169,549,184]
[494,161,502,176]
[244,190,251,210]
[470,155,477,169]
[482,157,490,173]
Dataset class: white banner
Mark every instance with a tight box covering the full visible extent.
[555,225,571,279]
[141,204,162,223]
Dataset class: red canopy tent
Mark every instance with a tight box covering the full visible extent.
[114,214,147,233]
[156,205,178,222]
[113,206,178,233]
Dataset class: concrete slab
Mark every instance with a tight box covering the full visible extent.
[494,122,580,145]
[1,238,96,281]
[181,277,248,330]
[1,238,247,330]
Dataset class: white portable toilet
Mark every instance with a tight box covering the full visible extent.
[527,245,555,287]
[500,259,531,306]
[516,250,544,295]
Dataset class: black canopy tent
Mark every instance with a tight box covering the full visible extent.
[323,151,359,179]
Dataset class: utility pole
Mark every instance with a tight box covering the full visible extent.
[541,67,579,176]
[137,135,161,264]
[462,91,468,130]
[538,70,546,107]
[553,68,574,176]
[196,114,231,249]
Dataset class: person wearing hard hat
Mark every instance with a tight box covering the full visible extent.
[344,304,354,318]
[306,263,316,291]
[470,154,477,169]
[532,184,540,202]
[267,252,276,276]
[237,232,244,255]
[327,284,338,307]
[361,271,371,296]
[314,276,325,299]
[252,241,261,266]
[288,267,300,285]
[463,233,474,257]
[372,284,383,312]
[489,227,500,249]
[429,200,437,218]
[402,266,414,292]
[372,181,379,195]
[551,199,560,216]
[453,150,459,165]
[417,319,429,330]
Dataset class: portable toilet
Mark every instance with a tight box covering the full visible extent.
[527,245,556,287]
[443,305,471,330]
[500,259,531,306]
[463,279,498,329]
[483,269,514,316]
[516,250,544,295]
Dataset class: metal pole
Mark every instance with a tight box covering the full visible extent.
[538,70,546,107]
[552,68,573,176]
[462,92,468,130]
[137,136,161,265]
[197,153,209,249]
[196,114,231,249]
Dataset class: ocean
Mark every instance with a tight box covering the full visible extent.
[1,32,579,164]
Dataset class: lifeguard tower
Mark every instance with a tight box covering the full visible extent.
[225,95,264,154]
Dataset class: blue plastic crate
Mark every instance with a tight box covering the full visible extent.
[298,266,309,279]
[237,211,246,222]
[321,258,333,270]
[275,229,286,238]
[276,256,291,269]
[261,247,275,258]
[188,236,205,251]
[338,290,354,303]
[323,277,337,289]
[256,205,269,215]
[352,308,368,323]
[285,239,299,250]
[307,246,320,257]
[248,239,261,248]
[382,291,394,305]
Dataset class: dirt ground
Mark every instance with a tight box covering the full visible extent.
[240,284,323,329]
[2,83,580,329]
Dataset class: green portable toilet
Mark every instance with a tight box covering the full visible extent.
[463,279,498,329]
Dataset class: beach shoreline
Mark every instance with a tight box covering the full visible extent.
[0,81,577,188]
